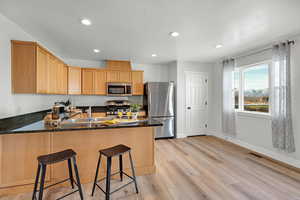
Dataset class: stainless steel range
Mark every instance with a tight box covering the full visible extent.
[105,100,131,115]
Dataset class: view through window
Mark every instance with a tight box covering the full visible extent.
[234,63,269,113]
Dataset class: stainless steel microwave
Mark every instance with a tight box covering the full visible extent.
[107,83,132,96]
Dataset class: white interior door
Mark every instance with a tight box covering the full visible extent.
[185,72,208,136]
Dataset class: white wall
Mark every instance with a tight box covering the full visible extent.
[0,13,70,118]
[64,59,106,68]
[210,36,300,167]
[0,13,174,119]
[132,63,170,82]
[176,61,214,138]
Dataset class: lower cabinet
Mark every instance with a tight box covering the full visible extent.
[0,133,51,188]
[0,128,155,195]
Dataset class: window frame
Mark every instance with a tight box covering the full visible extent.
[234,60,272,116]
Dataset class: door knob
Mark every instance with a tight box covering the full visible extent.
[187,107,191,110]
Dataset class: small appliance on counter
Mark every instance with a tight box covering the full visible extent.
[44,100,81,127]
[106,100,131,116]
[144,82,176,139]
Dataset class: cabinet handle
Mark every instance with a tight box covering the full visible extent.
[187,107,191,110]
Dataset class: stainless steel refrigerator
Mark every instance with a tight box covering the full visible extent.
[144,82,175,138]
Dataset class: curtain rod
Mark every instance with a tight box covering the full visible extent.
[231,40,295,61]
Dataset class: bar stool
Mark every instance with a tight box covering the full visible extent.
[32,149,84,200]
[91,144,139,200]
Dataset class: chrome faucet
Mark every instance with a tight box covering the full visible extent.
[87,106,92,119]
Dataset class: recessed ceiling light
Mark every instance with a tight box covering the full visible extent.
[216,44,223,49]
[169,32,180,37]
[151,54,157,57]
[81,18,92,26]
[93,49,100,53]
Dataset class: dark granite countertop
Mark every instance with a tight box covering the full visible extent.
[0,119,162,135]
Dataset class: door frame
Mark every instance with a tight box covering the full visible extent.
[184,71,209,136]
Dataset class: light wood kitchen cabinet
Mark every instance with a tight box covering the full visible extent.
[0,133,51,188]
[82,68,95,95]
[60,64,68,94]
[94,69,107,95]
[68,66,82,94]
[106,60,131,71]
[48,55,58,94]
[11,41,142,95]
[106,71,120,82]
[107,71,132,83]
[82,68,107,95]
[47,56,67,94]
[36,46,49,93]
[11,40,68,94]
[132,70,144,95]
[119,71,132,82]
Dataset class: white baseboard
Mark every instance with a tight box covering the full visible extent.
[176,131,209,139]
[209,131,300,169]
[176,133,187,138]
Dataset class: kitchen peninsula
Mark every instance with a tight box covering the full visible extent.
[0,111,162,196]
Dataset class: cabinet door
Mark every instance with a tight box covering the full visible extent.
[62,65,68,94]
[82,69,95,94]
[68,66,82,95]
[11,41,36,93]
[94,70,106,95]
[0,133,51,187]
[106,71,120,82]
[36,47,49,93]
[119,71,132,82]
[132,71,144,95]
[48,55,58,94]
[56,61,65,94]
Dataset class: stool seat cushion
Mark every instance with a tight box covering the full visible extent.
[100,144,131,157]
[38,149,76,165]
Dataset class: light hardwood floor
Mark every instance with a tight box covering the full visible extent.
[1,136,300,200]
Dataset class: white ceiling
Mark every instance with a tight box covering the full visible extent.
[1,0,300,64]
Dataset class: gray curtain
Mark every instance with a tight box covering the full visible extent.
[222,59,236,137]
[271,42,295,153]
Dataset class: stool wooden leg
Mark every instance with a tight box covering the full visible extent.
[92,154,102,196]
[32,164,41,200]
[38,164,47,200]
[72,157,84,200]
[67,159,74,189]
[119,155,123,182]
[129,151,139,194]
[105,157,112,200]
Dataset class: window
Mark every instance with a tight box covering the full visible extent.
[234,62,270,113]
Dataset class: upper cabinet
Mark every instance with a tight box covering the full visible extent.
[11,40,68,94]
[106,71,132,83]
[119,71,132,82]
[11,41,144,95]
[36,46,49,93]
[68,66,82,95]
[82,68,107,95]
[106,60,131,71]
[106,71,120,82]
[82,68,95,95]
[132,71,144,95]
[94,69,107,95]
